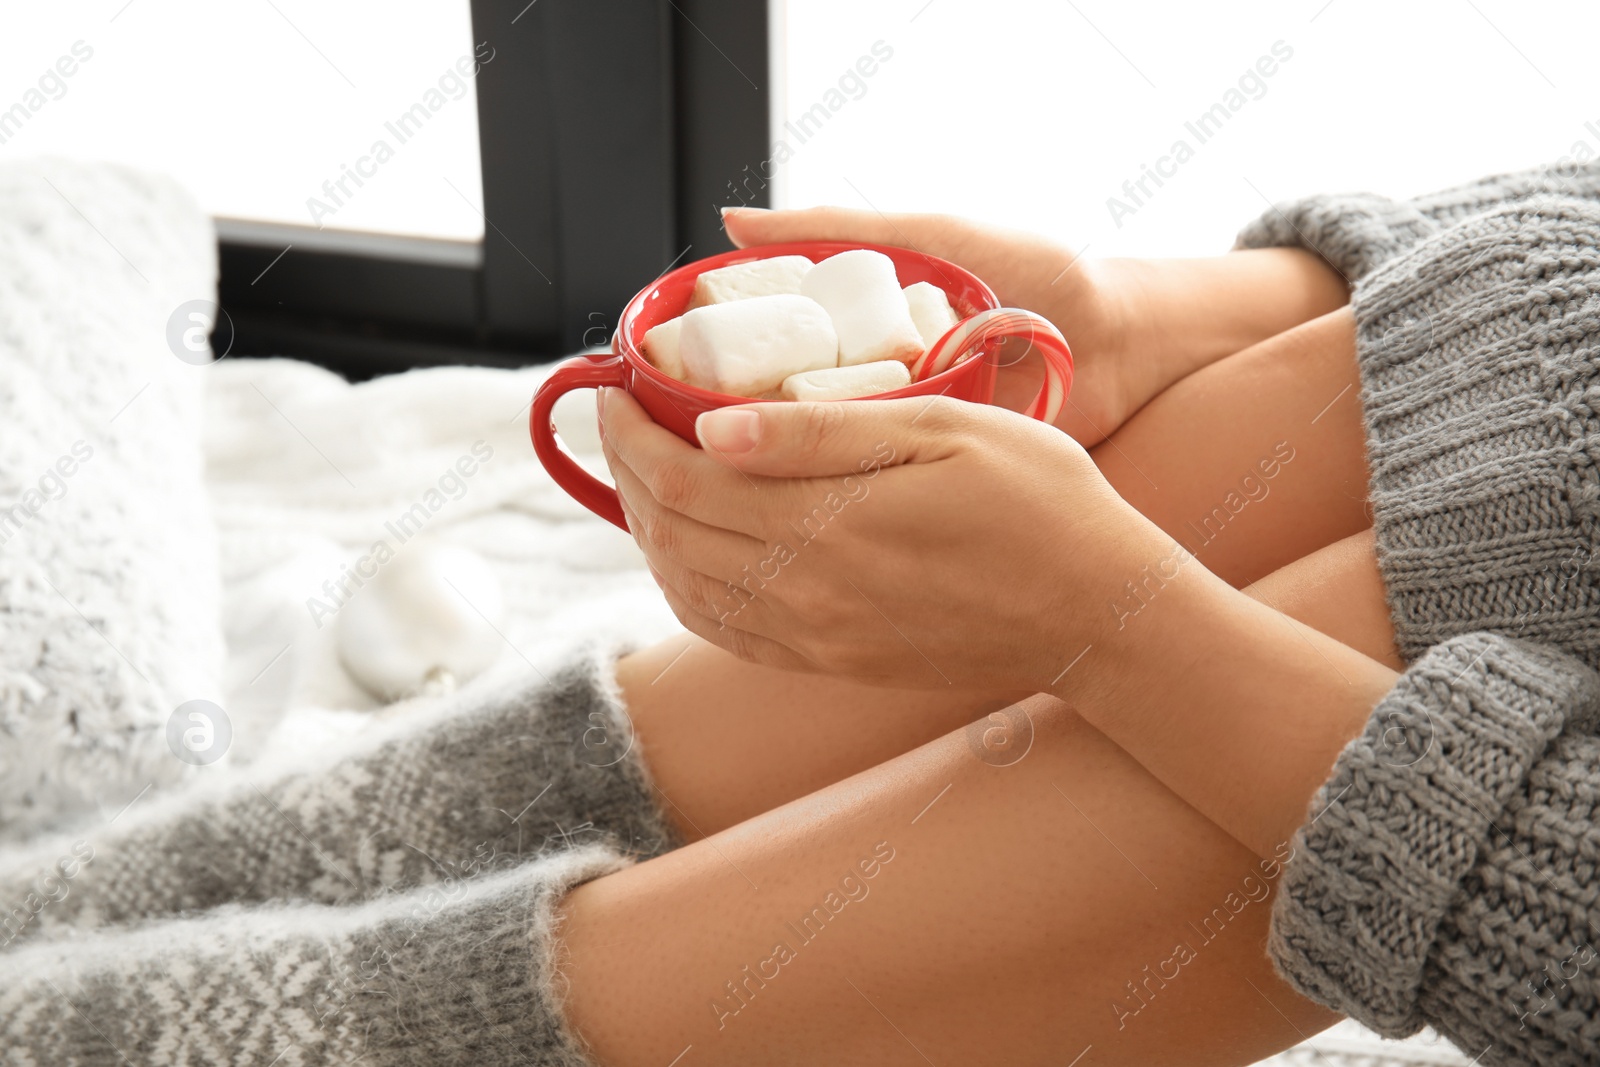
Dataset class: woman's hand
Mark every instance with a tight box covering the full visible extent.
[723,206,1138,446]
[723,206,1350,447]
[597,386,1175,694]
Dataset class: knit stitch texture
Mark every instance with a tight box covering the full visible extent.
[1239,165,1600,1066]
[1242,172,1600,668]
[1236,161,1600,284]
[0,845,621,1066]
[0,652,676,951]
[1272,633,1600,1064]
[0,159,224,841]
[1350,196,1600,667]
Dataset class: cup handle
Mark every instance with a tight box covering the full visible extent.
[910,308,1075,425]
[529,353,629,531]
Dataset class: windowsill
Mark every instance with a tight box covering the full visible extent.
[214,217,484,269]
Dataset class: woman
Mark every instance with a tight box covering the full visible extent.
[3,164,1597,1067]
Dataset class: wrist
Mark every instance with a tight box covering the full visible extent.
[1062,256,1135,365]
[1049,551,1396,857]
[1093,251,1351,402]
[1043,543,1196,710]
[1092,257,1235,402]
[1034,509,1196,704]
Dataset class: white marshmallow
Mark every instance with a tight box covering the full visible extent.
[688,255,814,309]
[780,359,912,402]
[680,294,838,397]
[336,541,504,701]
[640,316,686,380]
[903,281,960,350]
[800,249,925,367]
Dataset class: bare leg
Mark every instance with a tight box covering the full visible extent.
[562,535,1388,1067]
[1248,526,1399,669]
[621,634,1013,842]
[1095,308,1371,588]
[624,308,1376,839]
[556,300,1384,1063]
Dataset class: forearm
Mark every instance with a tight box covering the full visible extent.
[1053,551,1395,859]
[1096,248,1349,403]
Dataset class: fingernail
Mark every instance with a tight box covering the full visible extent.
[697,408,761,453]
[597,386,613,420]
[720,205,771,218]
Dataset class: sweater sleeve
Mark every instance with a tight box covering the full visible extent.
[1234,160,1600,283]
[1233,191,1438,283]
[1270,632,1600,1066]
[1412,160,1600,229]
[1347,194,1600,670]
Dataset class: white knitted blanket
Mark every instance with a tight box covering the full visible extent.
[201,358,1466,1067]
[202,356,678,764]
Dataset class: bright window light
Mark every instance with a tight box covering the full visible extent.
[775,0,1600,258]
[0,0,484,240]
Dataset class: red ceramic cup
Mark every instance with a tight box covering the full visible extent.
[530,240,1073,530]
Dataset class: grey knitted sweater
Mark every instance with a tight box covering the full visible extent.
[1237,164,1600,1065]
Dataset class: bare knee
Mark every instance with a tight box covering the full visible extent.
[1244,529,1402,669]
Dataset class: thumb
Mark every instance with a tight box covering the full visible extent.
[694,397,964,478]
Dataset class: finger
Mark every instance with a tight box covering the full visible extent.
[615,493,751,620]
[654,573,815,674]
[616,495,802,653]
[721,206,1076,311]
[610,457,766,582]
[616,489,800,648]
[693,395,976,478]
[722,205,980,259]
[642,544,786,644]
[598,386,766,535]
[606,434,799,628]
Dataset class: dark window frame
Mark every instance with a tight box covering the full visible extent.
[217,0,770,380]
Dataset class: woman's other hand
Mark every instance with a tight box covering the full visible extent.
[723,205,1136,446]
[598,386,1173,694]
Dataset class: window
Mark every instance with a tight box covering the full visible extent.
[1,0,773,376]
[9,1,1596,376]
[0,1,484,240]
